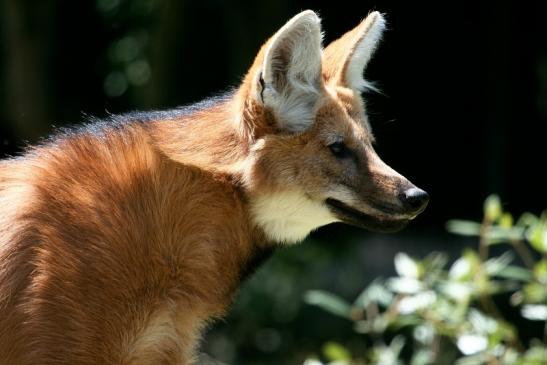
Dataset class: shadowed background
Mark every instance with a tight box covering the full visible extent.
[1,1,546,364]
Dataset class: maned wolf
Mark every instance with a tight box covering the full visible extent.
[0,10,428,365]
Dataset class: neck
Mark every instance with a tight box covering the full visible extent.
[146,91,303,249]
[146,93,250,176]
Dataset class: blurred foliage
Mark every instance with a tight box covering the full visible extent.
[303,195,547,365]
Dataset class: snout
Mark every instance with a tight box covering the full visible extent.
[325,185,429,233]
[398,187,429,215]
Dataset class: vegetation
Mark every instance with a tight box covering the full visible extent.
[304,195,547,365]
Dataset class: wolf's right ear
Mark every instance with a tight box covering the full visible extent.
[256,10,323,133]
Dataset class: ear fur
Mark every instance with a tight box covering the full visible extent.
[258,10,323,133]
[323,12,386,91]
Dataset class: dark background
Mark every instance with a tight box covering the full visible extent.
[1,1,546,364]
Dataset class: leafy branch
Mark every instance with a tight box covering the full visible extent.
[304,195,547,365]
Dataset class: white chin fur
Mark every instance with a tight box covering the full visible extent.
[250,190,339,244]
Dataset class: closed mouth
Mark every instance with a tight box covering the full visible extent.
[325,198,410,232]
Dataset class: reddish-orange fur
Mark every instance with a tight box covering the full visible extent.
[0,121,260,364]
[0,11,426,364]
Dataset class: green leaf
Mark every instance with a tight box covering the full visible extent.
[394,252,420,278]
[388,314,422,330]
[533,260,547,284]
[446,220,482,236]
[304,290,351,319]
[449,257,473,280]
[442,282,472,302]
[515,212,539,227]
[410,349,432,365]
[302,359,325,365]
[454,353,488,365]
[387,277,424,294]
[353,280,394,308]
[527,224,547,253]
[522,282,547,303]
[462,249,481,273]
[397,291,437,315]
[485,252,514,275]
[370,340,404,365]
[484,194,502,222]
[468,309,498,334]
[322,341,351,362]
[388,335,406,358]
[519,344,547,364]
[457,333,488,355]
[521,304,547,321]
[413,324,435,345]
[485,226,526,244]
[494,265,533,282]
[354,314,391,334]
[500,212,514,228]
[501,348,519,364]
[422,252,448,273]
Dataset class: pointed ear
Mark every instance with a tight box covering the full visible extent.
[257,10,323,133]
[323,12,386,91]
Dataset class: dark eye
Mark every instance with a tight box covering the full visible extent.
[329,141,351,159]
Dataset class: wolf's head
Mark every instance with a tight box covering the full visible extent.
[237,11,429,243]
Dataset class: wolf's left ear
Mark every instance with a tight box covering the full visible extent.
[257,10,323,133]
[323,12,386,91]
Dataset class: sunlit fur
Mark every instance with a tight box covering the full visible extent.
[0,11,423,364]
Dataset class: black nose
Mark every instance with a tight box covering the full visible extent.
[399,187,429,214]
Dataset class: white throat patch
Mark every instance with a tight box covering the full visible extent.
[250,190,339,244]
